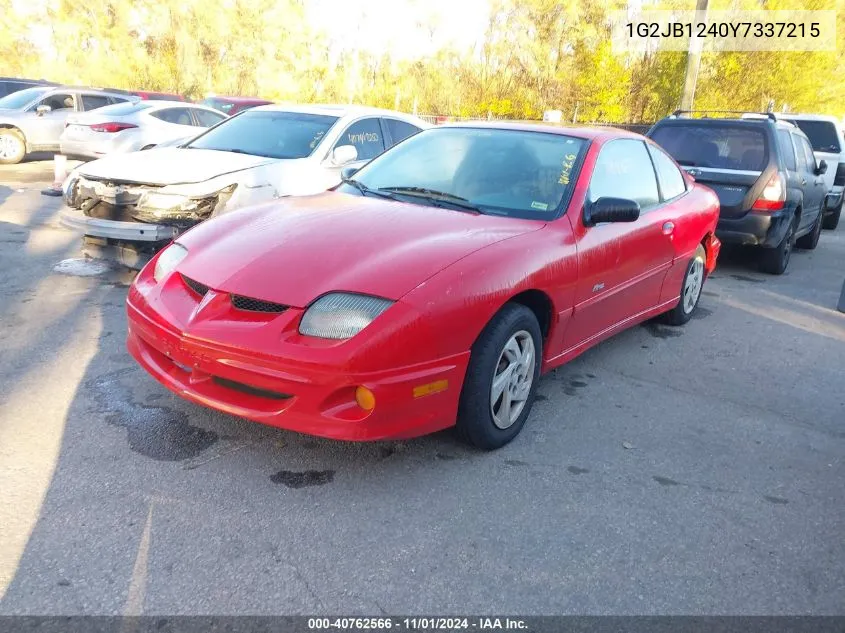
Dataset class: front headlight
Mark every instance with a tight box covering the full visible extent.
[153,243,188,282]
[299,293,394,340]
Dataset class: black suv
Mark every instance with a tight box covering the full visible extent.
[648,111,828,274]
[0,77,56,99]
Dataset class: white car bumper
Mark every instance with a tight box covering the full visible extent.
[60,206,178,242]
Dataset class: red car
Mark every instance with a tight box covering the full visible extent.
[127,123,721,449]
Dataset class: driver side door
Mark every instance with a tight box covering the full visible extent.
[27,91,77,149]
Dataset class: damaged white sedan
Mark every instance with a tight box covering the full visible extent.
[60,104,428,267]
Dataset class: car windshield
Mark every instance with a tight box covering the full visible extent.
[0,86,50,110]
[345,127,586,219]
[201,98,240,113]
[185,110,339,159]
[783,119,841,153]
[651,123,768,171]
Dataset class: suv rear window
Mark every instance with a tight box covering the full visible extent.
[650,124,768,172]
[782,119,841,154]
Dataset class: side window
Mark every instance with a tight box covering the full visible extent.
[108,96,132,105]
[384,119,422,147]
[151,108,194,126]
[589,139,660,210]
[791,135,808,172]
[39,93,74,111]
[81,95,111,111]
[777,130,796,171]
[335,118,385,161]
[192,108,226,127]
[799,137,816,172]
[646,144,686,200]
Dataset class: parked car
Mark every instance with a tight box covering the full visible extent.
[0,77,57,98]
[649,111,828,274]
[125,123,721,449]
[132,90,188,102]
[60,100,227,160]
[0,86,135,164]
[778,114,844,230]
[200,95,273,115]
[60,104,429,267]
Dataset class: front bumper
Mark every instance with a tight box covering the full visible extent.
[715,209,791,248]
[126,288,469,442]
[60,206,178,242]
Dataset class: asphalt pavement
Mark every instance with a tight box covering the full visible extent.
[0,161,843,615]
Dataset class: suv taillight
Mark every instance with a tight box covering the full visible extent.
[752,173,785,211]
[834,162,845,187]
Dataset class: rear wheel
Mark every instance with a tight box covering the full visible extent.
[456,303,542,450]
[0,129,26,165]
[823,201,841,230]
[759,215,796,275]
[662,244,706,326]
[796,209,823,250]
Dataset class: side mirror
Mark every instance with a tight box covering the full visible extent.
[330,144,358,167]
[815,159,828,176]
[36,104,51,116]
[340,165,360,180]
[584,197,641,226]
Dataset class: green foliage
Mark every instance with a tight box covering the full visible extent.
[2,0,842,121]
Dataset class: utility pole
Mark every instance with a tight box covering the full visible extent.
[679,0,709,111]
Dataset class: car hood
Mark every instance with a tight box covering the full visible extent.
[75,147,278,186]
[176,192,544,306]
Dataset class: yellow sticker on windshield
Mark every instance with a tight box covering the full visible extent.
[558,153,577,185]
[531,201,549,211]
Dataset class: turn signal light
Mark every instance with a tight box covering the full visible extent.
[355,386,376,411]
[752,173,785,211]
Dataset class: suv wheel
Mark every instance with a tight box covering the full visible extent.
[823,200,841,230]
[0,129,26,165]
[759,215,796,275]
[796,209,823,250]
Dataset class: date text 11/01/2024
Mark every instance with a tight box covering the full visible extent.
[307,618,528,630]
[626,21,821,39]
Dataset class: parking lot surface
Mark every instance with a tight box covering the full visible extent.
[1,162,844,615]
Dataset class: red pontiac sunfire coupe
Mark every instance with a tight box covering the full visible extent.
[127,123,721,449]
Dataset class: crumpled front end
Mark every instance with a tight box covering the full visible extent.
[66,175,237,230]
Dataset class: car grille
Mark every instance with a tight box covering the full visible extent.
[212,376,292,400]
[834,162,845,187]
[231,295,288,313]
[182,275,209,297]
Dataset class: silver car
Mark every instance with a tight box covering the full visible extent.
[0,85,134,164]
[60,100,228,160]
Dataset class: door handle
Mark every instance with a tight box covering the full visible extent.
[662,221,674,235]
[801,179,807,186]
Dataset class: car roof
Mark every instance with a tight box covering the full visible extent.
[204,96,272,103]
[247,103,431,124]
[439,120,643,141]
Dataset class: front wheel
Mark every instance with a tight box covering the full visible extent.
[823,201,841,230]
[0,129,26,165]
[662,244,706,326]
[456,303,542,450]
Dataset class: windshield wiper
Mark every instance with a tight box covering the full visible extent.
[377,186,483,213]
[677,160,699,166]
[342,178,398,201]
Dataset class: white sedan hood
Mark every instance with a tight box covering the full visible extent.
[76,147,278,186]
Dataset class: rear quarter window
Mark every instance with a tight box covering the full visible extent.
[651,124,768,172]
[777,130,796,171]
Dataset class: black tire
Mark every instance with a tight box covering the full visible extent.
[822,201,841,230]
[662,244,707,326]
[759,215,797,275]
[796,209,823,250]
[456,303,542,450]
[0,128,26,165]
